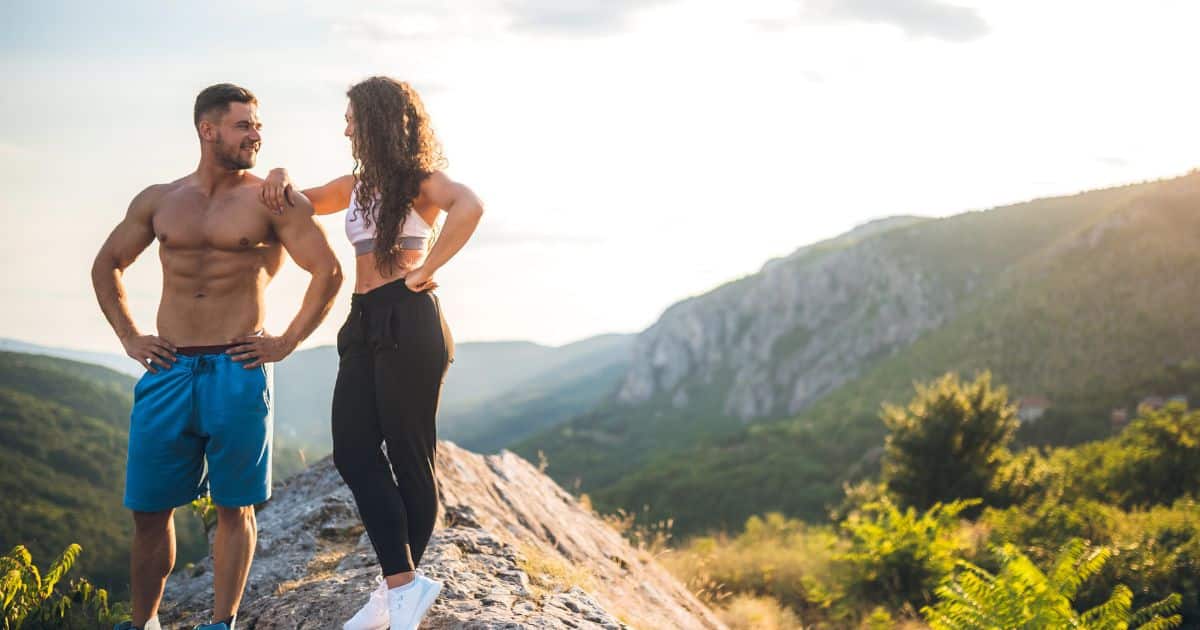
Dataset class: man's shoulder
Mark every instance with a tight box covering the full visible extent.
[144,177,189,198]
[242,177,316,221]
[240,172,266,186]
[225,174,277,218]
[236,173,272,208]
[129,177,189,216]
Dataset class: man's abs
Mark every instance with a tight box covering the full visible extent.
[154,239,283,346]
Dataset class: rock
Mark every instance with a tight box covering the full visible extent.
[160,441,724,629]
[616,216,957,422]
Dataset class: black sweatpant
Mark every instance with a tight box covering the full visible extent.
[331,278,454,575]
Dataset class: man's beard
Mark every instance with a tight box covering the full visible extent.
[215,134,257,170]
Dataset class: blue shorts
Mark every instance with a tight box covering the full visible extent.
[124,352,273,512]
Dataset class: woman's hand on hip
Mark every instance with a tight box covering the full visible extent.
[405,266,438,292]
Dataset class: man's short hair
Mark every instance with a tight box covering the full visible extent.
[193,83,258,128]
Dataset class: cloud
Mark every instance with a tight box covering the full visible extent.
[764,0,988,42]
[819,0,989,42]
[502,0,674,36]
[327,0,673,44]
[330,7,470,42]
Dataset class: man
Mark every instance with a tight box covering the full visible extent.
[92,83,342,630]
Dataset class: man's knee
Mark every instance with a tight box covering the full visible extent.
[132,509,174,535]
[214,504,256,529]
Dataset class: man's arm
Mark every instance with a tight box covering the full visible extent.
[92,185,178,372]
[228,192,343,368]
[404,171,485,291]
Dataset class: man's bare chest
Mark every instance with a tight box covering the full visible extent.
[153,194,276,252]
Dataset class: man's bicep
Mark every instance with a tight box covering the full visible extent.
[275,210,338,272]
[99,189,158,268]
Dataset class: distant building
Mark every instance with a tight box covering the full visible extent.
[1016,396,1052,423]
[1111,408,1129,429]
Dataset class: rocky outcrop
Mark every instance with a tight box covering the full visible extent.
[161,441,724,629]
[616,215,954,421]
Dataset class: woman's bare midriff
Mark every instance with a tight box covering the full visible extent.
[354,249,427,293]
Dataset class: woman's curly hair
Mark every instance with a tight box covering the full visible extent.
[347,76,447,274]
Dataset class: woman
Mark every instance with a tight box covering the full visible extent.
[261,76,484,630]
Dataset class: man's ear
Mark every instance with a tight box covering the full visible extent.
[197,118,216,142]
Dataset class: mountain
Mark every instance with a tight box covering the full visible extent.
[514,172,1200,536]
[1,329,634,486]
[270,334,634,462]
[0,351,207,595]
[442,334,633,452]
[0,338,141,377]
[161,443,724,629]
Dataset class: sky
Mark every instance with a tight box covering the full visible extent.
[2,0,1199,354]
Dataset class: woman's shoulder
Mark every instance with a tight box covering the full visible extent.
[417,170,453,194]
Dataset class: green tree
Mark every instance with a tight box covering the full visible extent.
[882,371,1018,510]
[923,538,1182,630]
[1108,401,1200,508]
[839,497,980,610]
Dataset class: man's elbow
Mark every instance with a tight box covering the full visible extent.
[468,197,486,222]
[322,259,344,292]
[90,250,118,283]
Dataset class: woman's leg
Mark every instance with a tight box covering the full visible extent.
[332,314,416,577]
[373,294,451,573]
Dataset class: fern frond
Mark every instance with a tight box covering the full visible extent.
[40,544,81,598]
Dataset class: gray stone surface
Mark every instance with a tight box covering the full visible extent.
[161,442,724,629]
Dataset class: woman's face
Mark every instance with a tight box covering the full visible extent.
[344,102,357,151]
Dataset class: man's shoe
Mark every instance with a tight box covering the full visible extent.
[343,575,390,630]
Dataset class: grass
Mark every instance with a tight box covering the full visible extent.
[515,541,597,599]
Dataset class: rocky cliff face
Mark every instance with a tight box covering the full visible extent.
[616,216,954,421]
[161,441,724,629]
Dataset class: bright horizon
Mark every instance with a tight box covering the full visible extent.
[4,1,1199,355]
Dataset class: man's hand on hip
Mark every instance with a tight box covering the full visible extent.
[121,334,177,373]
[226,333,295,368]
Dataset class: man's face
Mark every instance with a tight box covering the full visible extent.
[211,102,262,170]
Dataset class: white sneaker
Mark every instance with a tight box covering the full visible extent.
[343,575,390,630]
[411,573,443,626]
[386,580,424,630]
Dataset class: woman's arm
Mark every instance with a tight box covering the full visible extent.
[404,171,485,291]
[261,170,355,216]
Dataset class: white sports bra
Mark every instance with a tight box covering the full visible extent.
[345,187,433,256]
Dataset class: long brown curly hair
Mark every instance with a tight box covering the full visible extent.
[347,76,447,274]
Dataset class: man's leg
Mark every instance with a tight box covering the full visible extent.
[130,509,175,627]
[211,505,257,622]
[201,354,273,625]
[123,360,202,626]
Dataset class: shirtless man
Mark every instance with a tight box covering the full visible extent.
[92,84,343,630]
